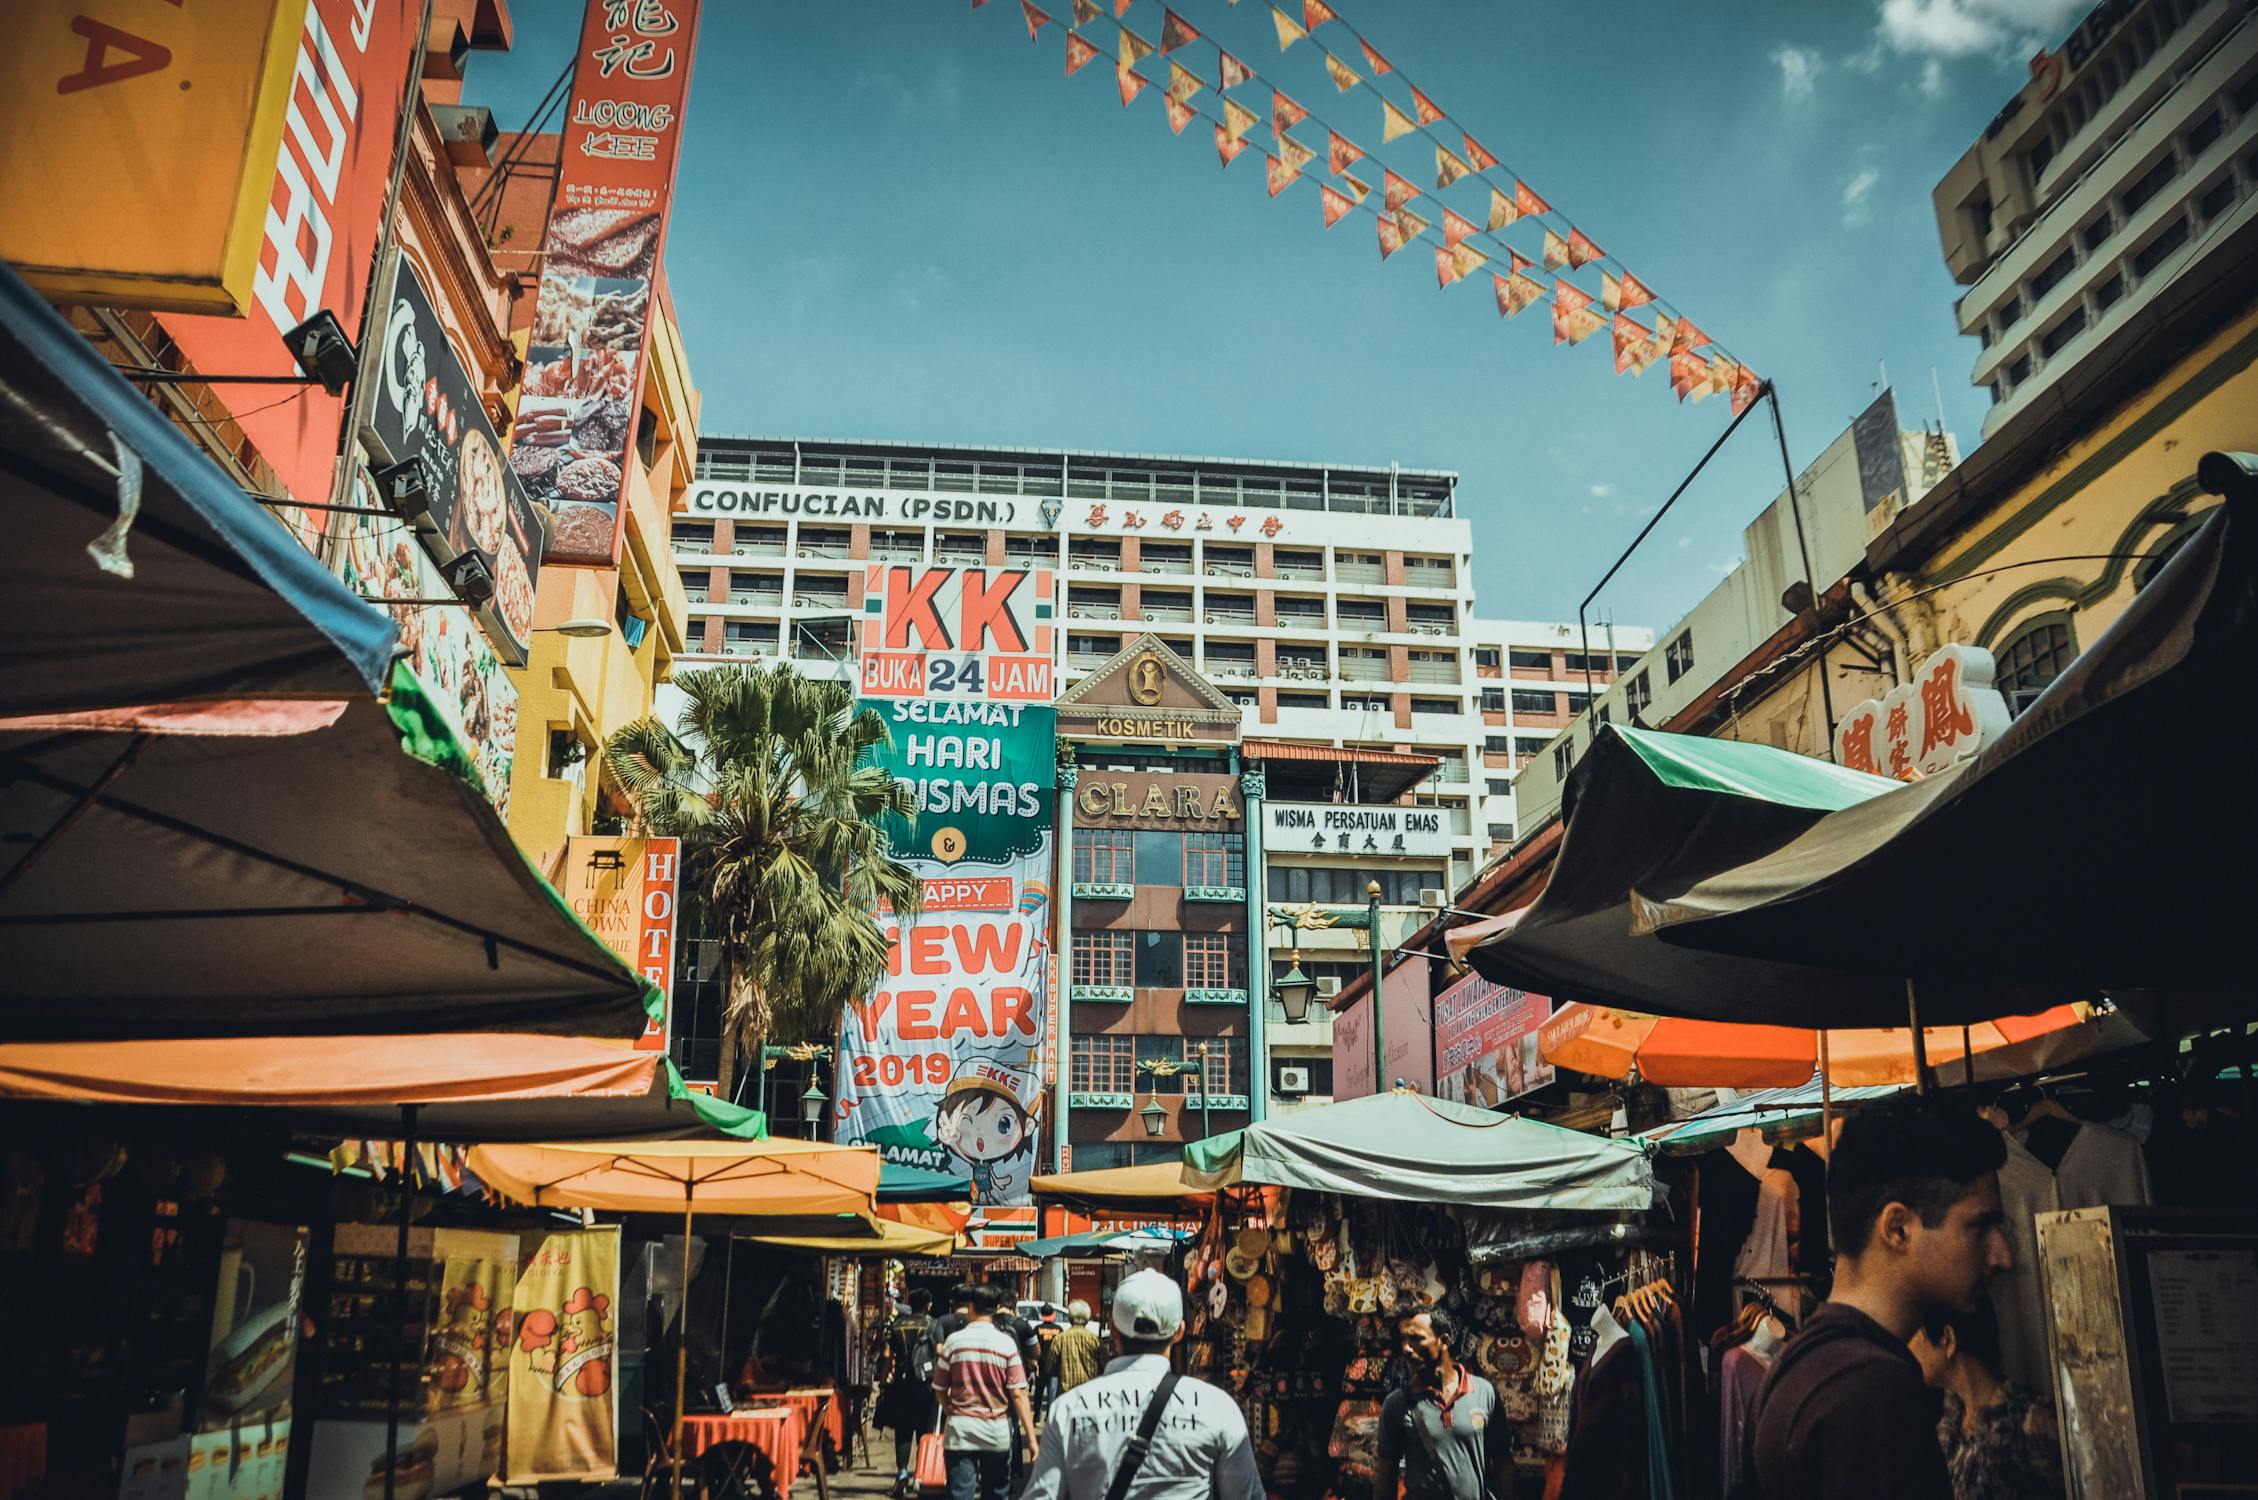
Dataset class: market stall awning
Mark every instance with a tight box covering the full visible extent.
[1641,495,2256,1017]
[468,1137,882,1218]
[742,1218,956,1257]
[879,1162,974,1203]
[0,258,395,728]
[1241,740,1441,801]
[0,1034,764,1141]
[1464,725,2069,1027]
[0,662,659,1039]
[1017,1229,1136,1260]
[1029,1161,1216,1216]
[1639,1076,1905,1155]
[1180,1091,1652,1212]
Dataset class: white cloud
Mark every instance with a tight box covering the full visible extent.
[1676,535,1693,548]
[1919,58,1947,96]
[1772,46,1823,101]
[1589,482,1615,498]
[1873,0,2083,59]
[1842,167,1882,226]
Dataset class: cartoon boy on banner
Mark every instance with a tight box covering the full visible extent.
[934,1059,1042,1203]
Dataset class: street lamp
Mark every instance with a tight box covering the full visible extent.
[1139,1090,1167,1139]
[1367,880,1385,1095]
[800,1069,828,1136]
[1190,1042,1212,1141]
[1271,952,1315,1024]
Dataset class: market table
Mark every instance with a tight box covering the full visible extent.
[780,1386,843,1455]
[0,1423,41,1500]
[679,1407,805,1497]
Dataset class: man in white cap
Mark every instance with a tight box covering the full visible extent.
[1022,1269,1262,1500]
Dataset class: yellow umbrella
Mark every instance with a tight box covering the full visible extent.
[743,1218,956,1257]
[468,1138,881,1500]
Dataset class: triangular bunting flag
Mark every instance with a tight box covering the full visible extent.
[1509,248,1533,274]
[1383,169,1420,211]
[1166,95,1196,132]
[1732,366,1763,416]
[1272,5,1305,49]
[1462,132,1498,172]
[1066,31,1099,74]
[1360,40,1392,74]
[1266,152,1301,196]
[1168,62,1204,103]
[1441,207,1476,248]
[1223,97,1259,139]
[1651,312,1676,354]
[1566,228,1604,268]
[1671,318,1710,353]
[1542,229,1569,271]
[1566,309,1605,346]
[1320,183,1354,228]
[1515,180,1551,218]
[975,0,989,9]
[1216,122,1251,165]
[1613,313,1654,375]
[1023,1,1051,40]
[1435,145,1471,189]
[1394,206,1430,241]
[1705,357,1742,400]
[1072,0,1099,22]
[1381,97,1416,142]
[1272,89,1307,134]
[1118,61,1149,105]
[1451,242,1486,278]
[1328,130,1363,175]
[1324,52,1361,91]
[1552,279,1590,345]
[1160,6,1199,52]
[1340,171,1369,203]
[1218,49,1251,89]
[1304,0,1337,27]
[1119,26,1153,64]
[1280,135,1315,173]
[1378,213,1407,259]
[1671,351,1710,400]
[1410,84,1444,125]
[1435,244,1465,288]
[1494,269,1544,316]
[1116,0,1131,13]
[1602,269,1655,312]
[1486,186,1516,230]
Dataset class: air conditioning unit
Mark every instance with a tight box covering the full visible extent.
[1278,1066,1312,1095]
[1419,888,1448,910]
[1314,976,1343,998]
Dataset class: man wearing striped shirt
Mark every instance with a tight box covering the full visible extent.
[933,1282,1036,1500]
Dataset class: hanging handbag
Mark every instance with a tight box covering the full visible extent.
[1103,1371,1182,1500]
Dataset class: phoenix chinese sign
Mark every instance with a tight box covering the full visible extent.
[1833,643,2011,781]
[858,565,1058,703]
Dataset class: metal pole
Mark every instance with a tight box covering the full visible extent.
[1367,882,1384,1094]
[1765,383,1836,739]
[384,1104,419,1500]
[1906,979,1932,1094]
[1578,390,1772,702]
[673,1184,694,1500]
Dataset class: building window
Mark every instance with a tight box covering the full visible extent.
[1511,689,1558,715]
[1132,930,1181,988]
[1005,534,1052,567]
[1073,931,1135,988]
[1507,649,1552,671]
[2081,213,2114,254]
[1996,293,2022,330]
[2028,132,2057,183]
[1486,822,1515,842]
[1474,647,1502,669]
[2187,109,2224,156]
[1994,617,2076,716]
[1278,690,1328,710]
[2039,308,2087,358]
[2029,246,2076,299]
[1182,831,1245,888]
[1266,866,1434,905]
[1480,687,1506,712]
[2132,215,2190,277]
[1071,1034,1136,1093]
[2096,272,2126,310]
[1273,1056,1334,1094]
[2197,173,2238,224]
[1486,777,1515,797]
[1183,933,1238,989]
[1183,1038,1238,1096]
[2120,152,2177,215]
[1664,630,1695,683]
[1483,734,1513,754]
[1623,669,1652,724]
[1411,696,1459,717]
[1553,737,1576,782]
[1132,831,1187,888]
[1073,828,1135,885]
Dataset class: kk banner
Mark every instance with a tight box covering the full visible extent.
[837,698,1056,1206]
[503,1227,621,1483]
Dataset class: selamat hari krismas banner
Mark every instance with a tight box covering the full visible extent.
[836,699,1055,1207]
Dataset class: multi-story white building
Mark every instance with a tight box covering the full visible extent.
[1932,0,2258,438]
[672,435,1637,884]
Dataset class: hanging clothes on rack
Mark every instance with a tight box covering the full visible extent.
[1714,1302,1785,1500]
[1558,1278,1683,1500]
[1990,1110,2151,1390]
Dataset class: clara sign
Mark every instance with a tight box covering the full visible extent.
[1265,802,1453,859]
[1834,643,2011,780]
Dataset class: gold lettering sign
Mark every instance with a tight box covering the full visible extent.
[1075,779,1244,822]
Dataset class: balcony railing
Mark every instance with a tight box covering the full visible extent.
[1141,604,1193,623]
[728,592,784,608]
[1206,660,1255,680]
[1204,609,1255,625]
[1068,604,1123,621]
[1339,657,1389,682]
[1406,660,1462,684]
[1336,563,1386,585]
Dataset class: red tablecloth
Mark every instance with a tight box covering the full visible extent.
[0,1424,44,1500]
[679,1407,805,1490]
[782,1386,844,1452]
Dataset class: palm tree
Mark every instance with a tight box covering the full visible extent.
[605,662,921,1101]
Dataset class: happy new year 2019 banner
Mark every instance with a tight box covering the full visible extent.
[836,698,1055,1207]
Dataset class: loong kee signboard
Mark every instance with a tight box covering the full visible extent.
[858,565,1057,703]
[1833,643,2010,781]
[837,702,1055,1207]
[561,836,679,1052]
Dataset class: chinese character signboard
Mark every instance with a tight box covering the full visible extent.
[1265,802,1452,859]
[368,254,548,665]
[502,1227,621,1482]
[1433,973,1553,1109]
[836,700,1056,1207]
[515,0,703,564]
[1,0,307,313]
[858,565,1058,703]
[152,0,415,519]
[1834,643,2011,781]
[562,836,679,1052]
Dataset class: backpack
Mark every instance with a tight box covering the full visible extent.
[897,1315,938,1386]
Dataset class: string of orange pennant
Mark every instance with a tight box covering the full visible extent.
[985,0,1762,414]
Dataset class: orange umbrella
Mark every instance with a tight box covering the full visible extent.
[1538,1002,2093,1089]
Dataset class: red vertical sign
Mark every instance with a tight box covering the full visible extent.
[156,0,415,525]
[633,839,679,1053]
[512,0,703,564]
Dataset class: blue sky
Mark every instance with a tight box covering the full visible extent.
[469,0,2090,629]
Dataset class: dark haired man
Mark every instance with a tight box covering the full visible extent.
[1748,1094,2013,1500]
[932,1283,1035,1500]
[882,1288,939,1498]
[1377,1307,1509,1500]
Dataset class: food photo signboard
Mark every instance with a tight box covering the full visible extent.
[367,254,548,666]
[514,0,704,564]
